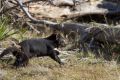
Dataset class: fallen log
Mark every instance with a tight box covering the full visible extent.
[3,0,120,23]
[63,1,120,19]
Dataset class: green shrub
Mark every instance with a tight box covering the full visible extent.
[0,17,18,41]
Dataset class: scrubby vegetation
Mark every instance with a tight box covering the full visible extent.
[0,16,119,80]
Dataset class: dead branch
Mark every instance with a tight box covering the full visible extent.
[62,10,120,20]
[62,1,120,19]
[26,22,40,34]
[16,0,58,26]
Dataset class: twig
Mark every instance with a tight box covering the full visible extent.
[26,22,40,34]
[0,6,4,13]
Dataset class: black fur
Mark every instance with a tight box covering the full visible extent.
[0,33,64,67]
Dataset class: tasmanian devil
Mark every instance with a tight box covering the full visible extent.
[0,33,65,67]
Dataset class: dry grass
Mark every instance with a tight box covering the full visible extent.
[0,53,120,80]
